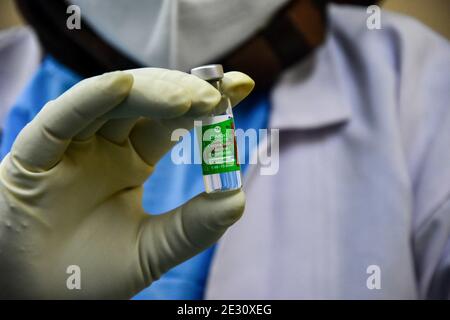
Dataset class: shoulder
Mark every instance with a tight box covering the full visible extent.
[326,4,450,128]
[327,5,450,228]
[326,4,450,74]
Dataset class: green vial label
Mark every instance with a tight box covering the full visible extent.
[201,116,240,176]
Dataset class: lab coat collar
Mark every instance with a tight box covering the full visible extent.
[269,30,351,131]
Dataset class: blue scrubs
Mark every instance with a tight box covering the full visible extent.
[0,56,270,299]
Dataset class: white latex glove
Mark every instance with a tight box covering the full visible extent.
[0,68,254,299]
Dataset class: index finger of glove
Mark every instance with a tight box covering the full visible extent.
[10,71,133,172]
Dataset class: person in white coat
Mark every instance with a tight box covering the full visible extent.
[0,0,448,299]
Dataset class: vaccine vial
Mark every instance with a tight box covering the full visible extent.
[191,65,242,193]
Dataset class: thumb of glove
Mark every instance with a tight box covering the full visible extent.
[138,190,245,283]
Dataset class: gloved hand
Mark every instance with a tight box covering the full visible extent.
[0,68,254,299]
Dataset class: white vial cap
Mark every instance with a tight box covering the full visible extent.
[191,64,224,81]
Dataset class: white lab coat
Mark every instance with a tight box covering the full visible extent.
[206,5,450,299]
